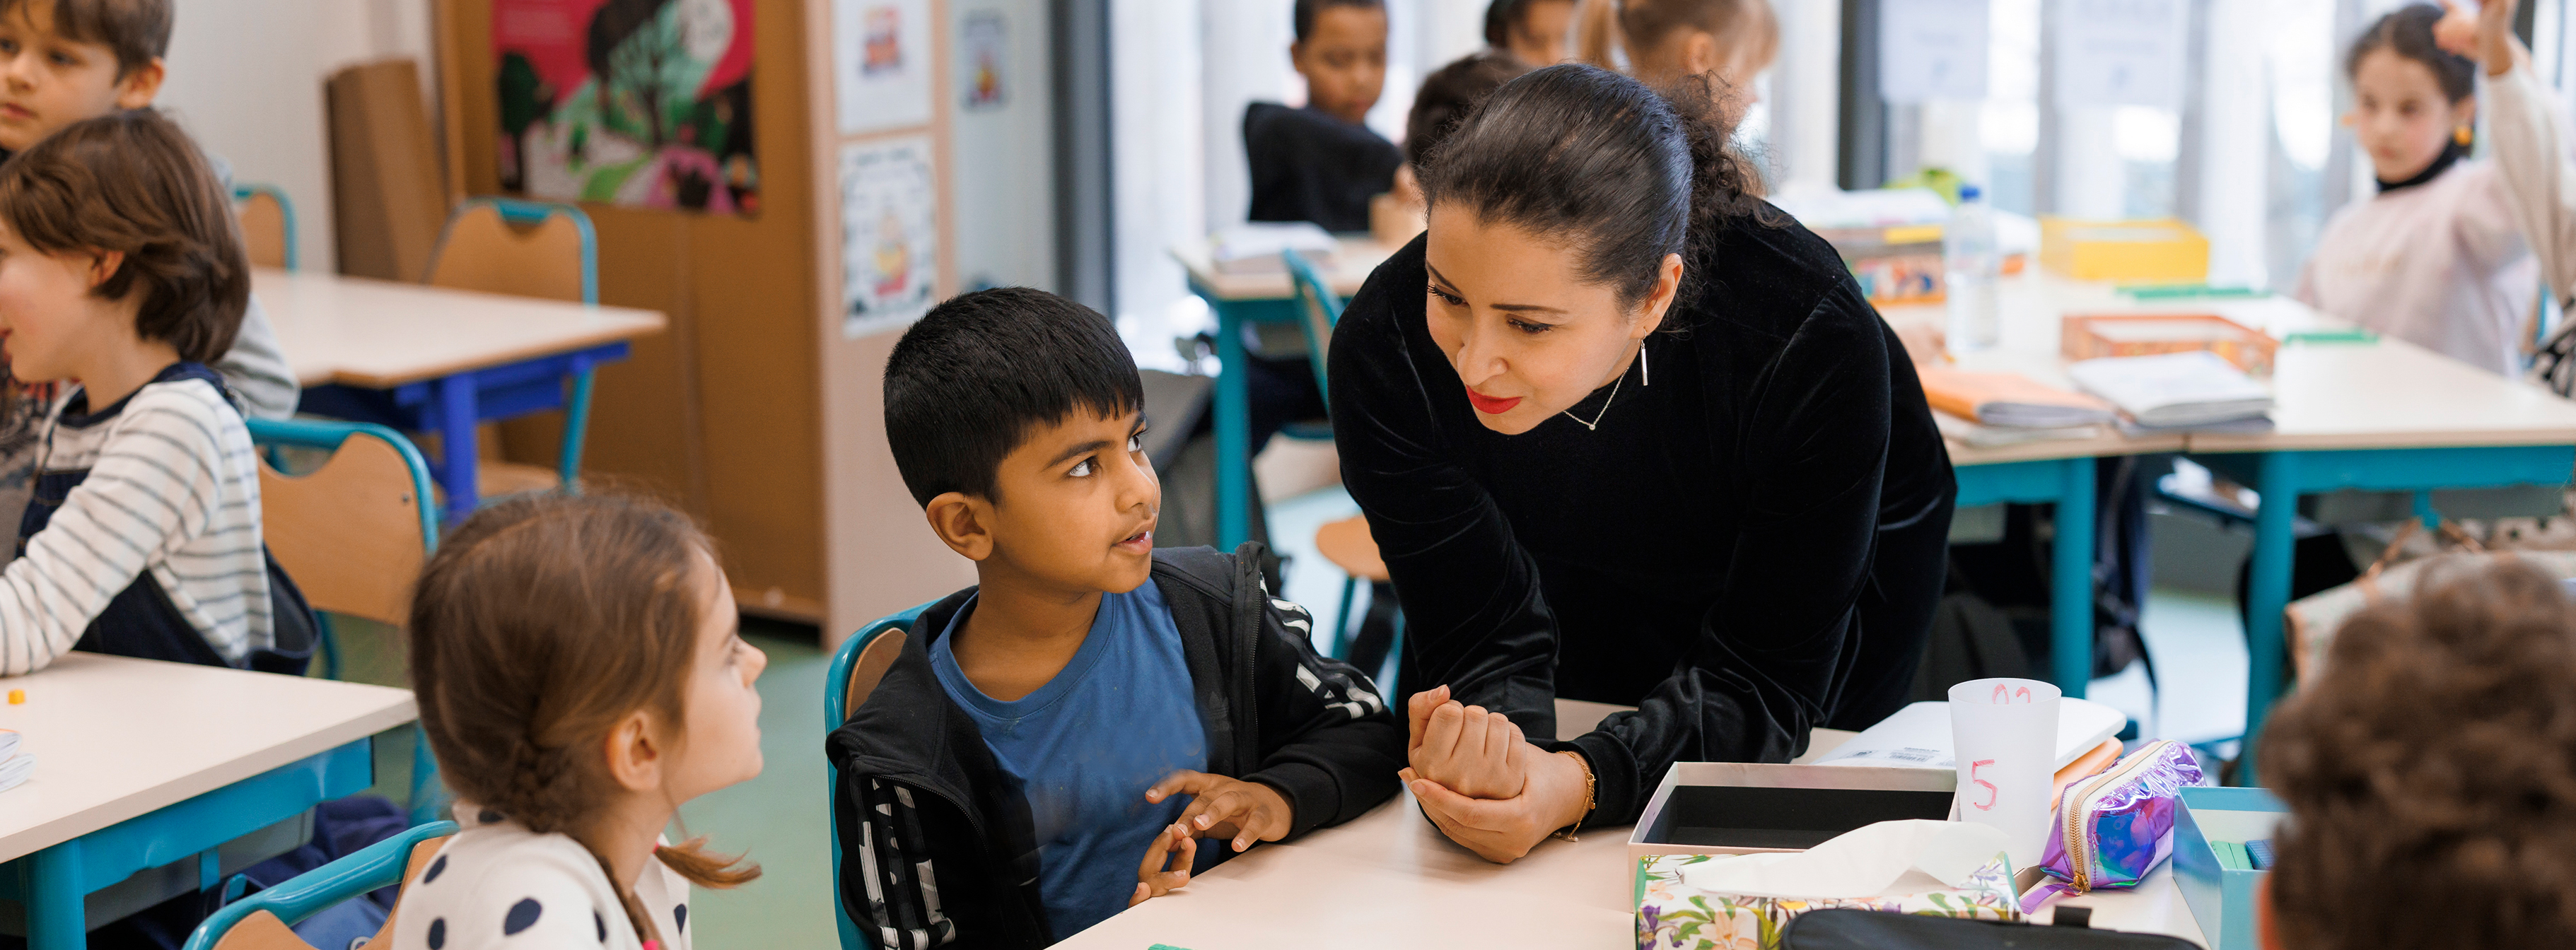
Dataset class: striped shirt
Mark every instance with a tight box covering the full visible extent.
[0,375,269,674]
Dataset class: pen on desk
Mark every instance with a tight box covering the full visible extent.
[2283,328,2379,344]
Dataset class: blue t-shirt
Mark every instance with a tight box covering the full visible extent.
[928,579,1208,939]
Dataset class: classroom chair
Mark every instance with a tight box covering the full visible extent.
[232,184,297,271]
[247,416,445,822]
[421,197,602,499]
[1283,249,1402,671]
[824,602,936,950]
[182,821,455,950]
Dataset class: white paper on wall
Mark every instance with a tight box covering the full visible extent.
[2052,0,2189,110]
[841,136,938,338]
[834,0,933,134]
[1881,0,1991,103]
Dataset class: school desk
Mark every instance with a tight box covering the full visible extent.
[0,652,416,950]
[1172,237,1397,549]
[1053,699,2210,949]
[252,268,668,522]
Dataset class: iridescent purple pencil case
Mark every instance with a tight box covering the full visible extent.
[2022,739,2207,913]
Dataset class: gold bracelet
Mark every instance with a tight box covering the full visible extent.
[1551,750,1597,842]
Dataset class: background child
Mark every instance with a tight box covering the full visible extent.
[397,493,765,950]
[2295,3,2533,376]
[2256,558,2576,949]
[0,108,298,676]
[832,288,1402,948]
[1485,0,1574,67]
[1575,0,1778,92]
[0,0,299,551]
[1244,0,1399,233]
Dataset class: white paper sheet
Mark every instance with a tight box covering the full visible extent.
[1812,698,2126,770]
[1675,819,2012,899]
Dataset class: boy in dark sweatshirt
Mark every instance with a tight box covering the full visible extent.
[829,288,1404,949]
[1245,0,1401,233]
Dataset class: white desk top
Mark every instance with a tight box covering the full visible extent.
[0,652,417,862]
[255,269,668,389]
[1171,237,1396,302]
[1883,273,2576,457]
[1056,700,2209,949]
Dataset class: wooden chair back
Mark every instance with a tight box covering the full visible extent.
[234,186,293,271]
[259,432,434,626]
[424,201,590,303]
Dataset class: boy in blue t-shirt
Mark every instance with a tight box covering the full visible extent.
[829,288,1404,948]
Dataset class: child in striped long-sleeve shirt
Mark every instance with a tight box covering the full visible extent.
[0,107,307,675]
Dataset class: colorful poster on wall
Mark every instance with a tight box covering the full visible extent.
[834,0,934,134]
[841,137,938,338]
[959,10,1007,111]
[493,0,759,216]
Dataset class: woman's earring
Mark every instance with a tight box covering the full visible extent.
[1641,343,1651,387]
[2456,125,2475,147]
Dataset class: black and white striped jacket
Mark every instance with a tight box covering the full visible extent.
[826,543,1406,949]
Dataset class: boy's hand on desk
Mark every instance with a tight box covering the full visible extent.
[1130,823,1196,908]
[1146,770,1292,852]
[1406,686,1529,799]
[1402,748,1592,864]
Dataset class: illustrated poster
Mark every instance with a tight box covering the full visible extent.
[1879,0,1989,103]
[841,137,938,338]
[2052,0,2187,110]
[493,0,759,215]
[960,10,1008,111]
[836,0,935,134]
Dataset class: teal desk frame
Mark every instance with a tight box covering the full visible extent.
[1,738,374,949]
[1952,455,2099,697]
[1185,279,1304,550]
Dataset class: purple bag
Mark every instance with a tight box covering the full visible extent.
[2022,739,2207,913]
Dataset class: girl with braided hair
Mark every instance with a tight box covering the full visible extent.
[390,493,766,949]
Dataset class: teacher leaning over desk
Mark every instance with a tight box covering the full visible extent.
[1327,64,1956,862]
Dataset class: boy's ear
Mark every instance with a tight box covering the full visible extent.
[1288,40,1309,72]
[84,249,122,288]
[923,491,998,562]
[112,59,164,110]
[601,708,665,794]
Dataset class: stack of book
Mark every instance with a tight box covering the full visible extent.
[2066,351,2275,435]
[1917,365,2117,447]
[1207,222,1340,276]
[0,729,28,794]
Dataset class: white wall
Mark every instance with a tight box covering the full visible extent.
[950,0,1056,291]
[159,0,435,274]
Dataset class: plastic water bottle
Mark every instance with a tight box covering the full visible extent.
[1946,184,2000,351]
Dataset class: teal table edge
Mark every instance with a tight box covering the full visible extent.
[2190,443,2576,782]
[1187,279,1306,551]
[1954,455,2099,698]
[1,738,373,949]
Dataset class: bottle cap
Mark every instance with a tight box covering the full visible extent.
[1959,184,1983,201]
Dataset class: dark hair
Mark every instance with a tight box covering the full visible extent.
[2346,4,2475,102]
[884,288,1143,506]
[2258,558,2576,950]
[1421,64,1764,313]
[0,0,168,76]
[1293,0,1385,44]
[410,493,761,947]
[1483,0,1564,48]
[1406,51,1532,168]
[0,108,245,363]
[1577,0,1777,75]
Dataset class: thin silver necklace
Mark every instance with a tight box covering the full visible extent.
[1563,342,1648,432]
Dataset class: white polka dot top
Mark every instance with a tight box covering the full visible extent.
[388,804,694,950]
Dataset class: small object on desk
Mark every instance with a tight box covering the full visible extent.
[1206,222,1339,276]
[2115,283,2266,300]
[2061,313,2278,376]
[1812,698,2130,772]
[1636,821,2023,950]
[1918,365,2117,428]
[0,729,28,794]
[1814,223,1947,305]
[8,688,21,704]
[2282,327,2379,345]
[2242,839,2274,871]
[2040,217,2210,282]
[2213,840,2249,871]
[2067,352,2273,430]
[1935,413,2104,448]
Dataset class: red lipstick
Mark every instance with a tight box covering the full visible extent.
[1465,390,1522,415]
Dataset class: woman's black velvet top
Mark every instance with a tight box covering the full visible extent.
[1327,212,1956,824]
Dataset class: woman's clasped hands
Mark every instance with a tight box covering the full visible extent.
[1400,685,1596,864]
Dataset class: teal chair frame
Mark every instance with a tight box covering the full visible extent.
[1282,248,1344,411]
[245,417,443,823]
[824,602,938,950]
[426,197,603,491]
[231,183,298,272]
[181,821,456,950]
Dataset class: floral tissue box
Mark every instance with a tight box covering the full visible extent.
[1636,852,2023,950]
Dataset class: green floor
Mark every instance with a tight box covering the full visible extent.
[328,614,837,949]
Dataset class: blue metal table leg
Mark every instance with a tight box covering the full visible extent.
[1213,302,1250,550]
[433,375,480,523]
[2051,456,2098,698]
[28,839,82,950]
[2241,451,2303,783]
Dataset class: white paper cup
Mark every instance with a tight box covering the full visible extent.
[1948,677,2061,869]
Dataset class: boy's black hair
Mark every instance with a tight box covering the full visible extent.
[2347,4,2475,103]
[883,288,1143,506]
[0,0,170,77]
[1406,50,1532,168]
[1293,0,1385,44]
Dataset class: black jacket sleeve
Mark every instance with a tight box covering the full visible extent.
[1240,585,1408,839]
